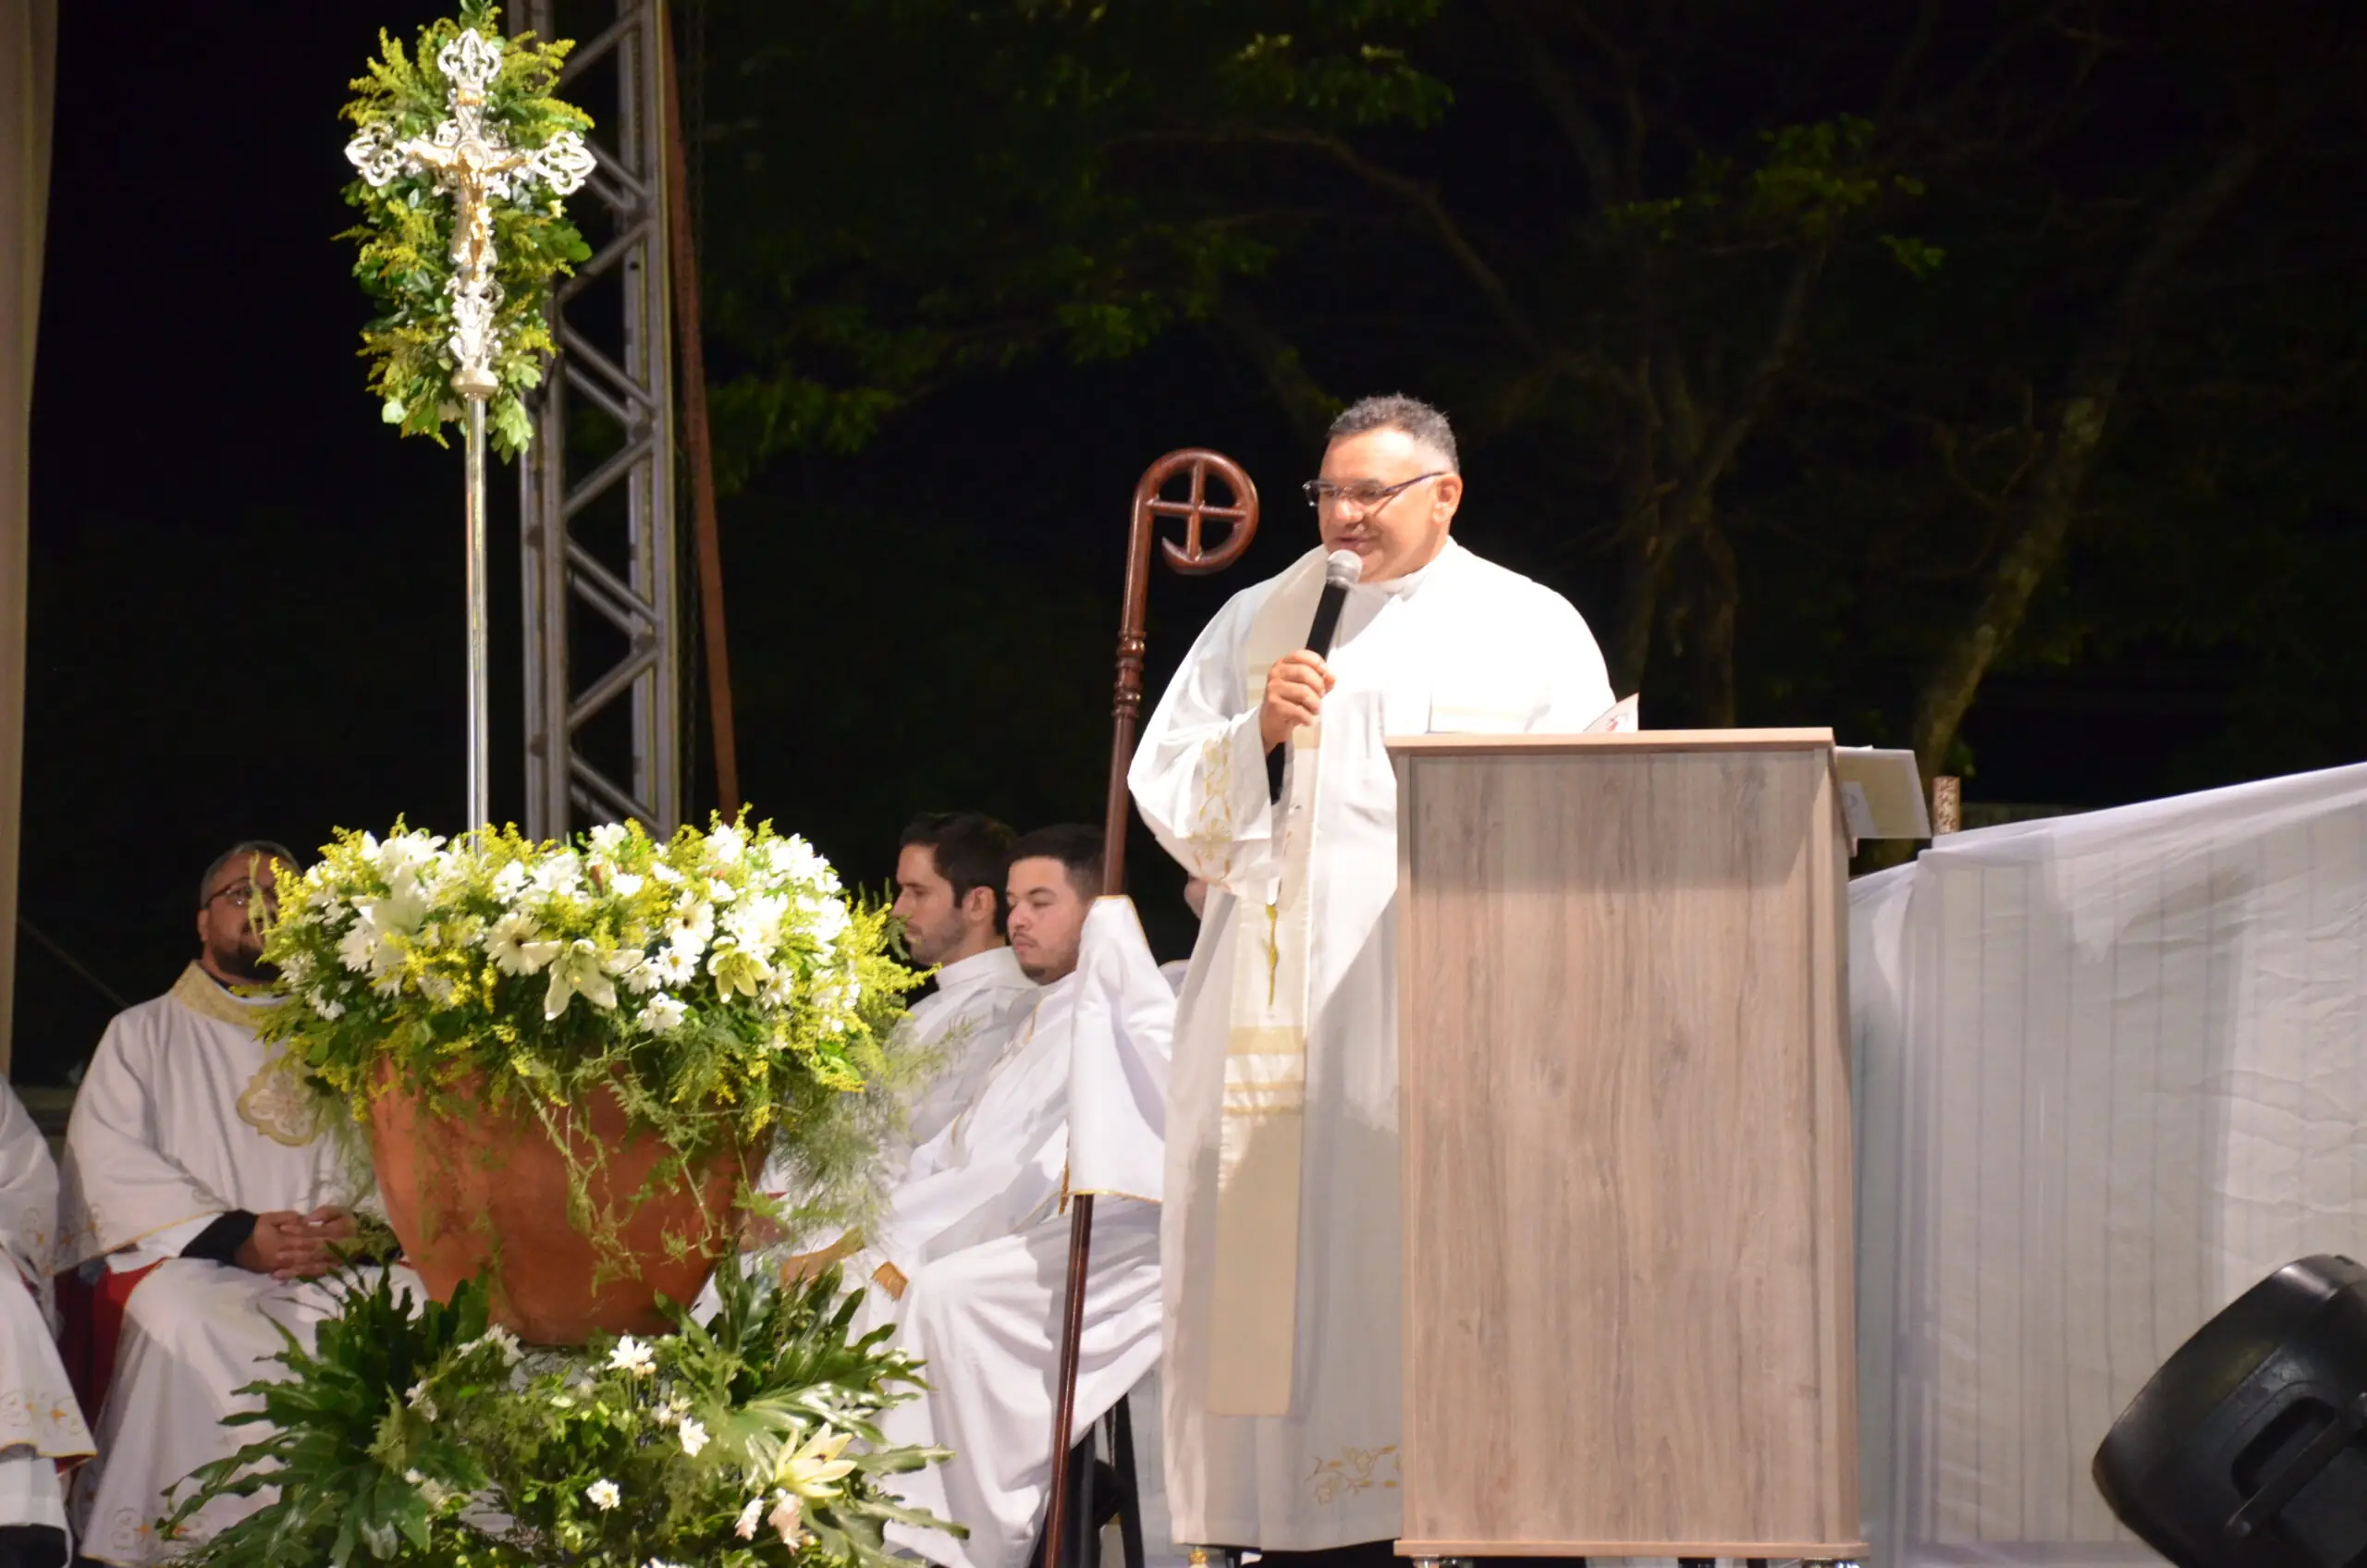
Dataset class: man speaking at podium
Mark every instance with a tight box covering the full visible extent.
[1130,395,1613,1559]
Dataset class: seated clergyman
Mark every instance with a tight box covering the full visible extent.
[57,843,374,1566]
[0,1078,92,1568]
[838,824,1173,1568]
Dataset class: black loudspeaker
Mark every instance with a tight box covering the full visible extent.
[2094,1254,2367,1568]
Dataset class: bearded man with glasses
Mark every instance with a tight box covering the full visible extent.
[58,841,380,1565]
[1131,394,1615,1564]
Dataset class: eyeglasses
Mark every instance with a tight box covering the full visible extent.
[1302,472,1446,514]
[203,883,276,911]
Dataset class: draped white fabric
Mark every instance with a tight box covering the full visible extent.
[1852,762,2367,1568]
[0,0,55,1076]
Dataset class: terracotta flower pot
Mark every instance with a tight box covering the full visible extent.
[366,1068,751,1345]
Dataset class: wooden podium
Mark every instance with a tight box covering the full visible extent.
[1389,729,1862,1562]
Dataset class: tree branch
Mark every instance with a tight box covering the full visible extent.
[1482,0,1626,207]
[1208,294,1339,448]
[1273,129,1563,370]
[1907,83,2331,778]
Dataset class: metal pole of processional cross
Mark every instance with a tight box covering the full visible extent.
[1043,450,1260,1568]
[463,395,491,831]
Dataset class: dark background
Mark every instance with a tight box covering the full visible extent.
[19,0,2365,1084]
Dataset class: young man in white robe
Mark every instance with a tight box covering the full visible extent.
[57,843,374,1566]
[0,1080,92,1568]
[730,810,1036,1282]
[836,825,1173,1568]
[881,811,1039,1166]
[1130,395,1616,1557]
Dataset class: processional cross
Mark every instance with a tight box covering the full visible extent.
[345,27,594,827]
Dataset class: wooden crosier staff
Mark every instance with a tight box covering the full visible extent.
[1044,449,1260,1568]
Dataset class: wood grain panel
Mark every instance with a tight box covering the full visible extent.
[1392,734,1859,1556]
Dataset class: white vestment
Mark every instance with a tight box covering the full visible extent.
[0,1081,92,1539]
[717,945,1039,1310]
[883,945,1039,1174]
[60,965,368,1566]
[855,899,1173,1568]
[1131,539,1613,1550]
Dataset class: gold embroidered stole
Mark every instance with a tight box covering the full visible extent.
[1208,546,1330,1415]
[168,964,322,1148]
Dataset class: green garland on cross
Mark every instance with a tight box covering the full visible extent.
[339,0,595,455]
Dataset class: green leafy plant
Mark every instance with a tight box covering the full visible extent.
[259,817,926,1271]
[338,0,595,454]
[166,1262,957,1567]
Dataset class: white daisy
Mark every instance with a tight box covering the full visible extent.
[486,912,556,976]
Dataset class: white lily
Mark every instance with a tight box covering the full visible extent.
[775,1428,857,1498]
[543,940,640,1018]
[606,1335,656,1376]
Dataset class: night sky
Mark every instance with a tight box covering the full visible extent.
[20,2,2363,1084]
[21,2,1276,1082]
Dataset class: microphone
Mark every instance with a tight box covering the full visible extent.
[1304,549,1364,660]
[1269,550,1364,802]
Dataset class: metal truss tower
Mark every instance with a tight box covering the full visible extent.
[518,0,680,838]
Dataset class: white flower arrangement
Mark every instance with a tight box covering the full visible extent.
[272,818,875,1053]
[252,815,926,1256]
